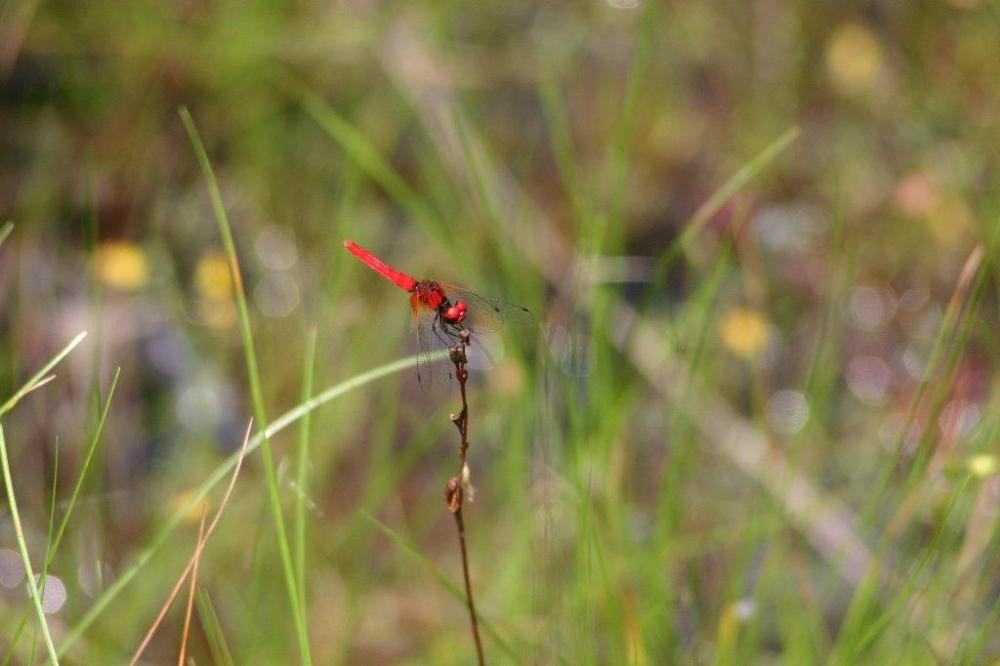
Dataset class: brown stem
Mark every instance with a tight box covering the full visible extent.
[447,331,485,665]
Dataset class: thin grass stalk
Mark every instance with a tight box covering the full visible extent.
[0,331,87,418]
[178,506,208,666]
[0,221,13,246]
[0,425,59,665]
[28,437,61,665]
[360,511,523,662]
[179,107,312,664]
[59,352,431,655]
[196,589,236,666]
[129,420,253,665]
[3,368,119,662]
[294,328,317,611]
[643,127,800,300]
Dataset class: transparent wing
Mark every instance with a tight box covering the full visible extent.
[440,285,535,335]
[414,309,453,392]
[410,288,532,392]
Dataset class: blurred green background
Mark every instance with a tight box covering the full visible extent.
[1,0,999,663]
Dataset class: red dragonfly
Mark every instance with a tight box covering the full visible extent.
[344,240,532,385]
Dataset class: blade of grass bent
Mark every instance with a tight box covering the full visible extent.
[293,85,439,229]
[0,221,13,247]
[57,351,434,656]
[646,127,800,294]
[0,425,60,665]
[3,369,120,663]
[0,331,87,418]
[360,510,522,663]
[179,107,312,664]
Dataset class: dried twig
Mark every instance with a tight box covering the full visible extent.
[445,330,485,665]
[377,31,873,585]
[178,505,208,666]
[130,419,254,665]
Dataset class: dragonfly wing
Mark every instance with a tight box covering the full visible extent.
[441,286,534,335]
[465,331,504,372]
[414,310,452,391]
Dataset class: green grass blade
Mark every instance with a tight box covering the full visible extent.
[4,370,119,661]
[58,351,431,656]
[360,510,523,663]
[196,587,236,666]
[0,425,60,665]
[600,0,656,239]
[44,437,59,564]
[864,246,990,523]
[179,106,312,664]
[294,328,317,616]
[0,221,13,247]
[292,84,439,229]
[539,82,588,228]
[646,127,800,291]
[0,331,87,418]
[47,367,120,562]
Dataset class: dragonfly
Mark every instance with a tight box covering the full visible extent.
[343,240,532,386]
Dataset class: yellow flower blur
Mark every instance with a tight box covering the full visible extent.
[93,241,150,291]
[967,454,997,478]
[720,307,770,359]
[826,23,884,95]
[195,250,233,302]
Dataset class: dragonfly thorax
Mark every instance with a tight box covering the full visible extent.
[411,281,467,325]
[412,281,448,310]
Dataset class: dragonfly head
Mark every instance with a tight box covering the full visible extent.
[442,299,468,324]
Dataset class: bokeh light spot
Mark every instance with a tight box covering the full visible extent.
[967,454,998,478]
[826,23,883,95]
[767,390,810,435]
[846,355,892,405]
[31,574,67,614]
[849,285,895,331]
[0,548,25,588]
[255,225,298,271]
[927,195,971,245]
[171,489,210,524]
[894,172,939,217]
[195,250,233,302]
[255,273,300,318]
[93,241,149,291]
[720,307,770,359]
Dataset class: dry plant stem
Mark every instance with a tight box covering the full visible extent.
[448,332,485,665]
[130,420,254,666]
[178,506,208,666]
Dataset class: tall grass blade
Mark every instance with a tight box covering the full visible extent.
[196,588,236,666]
[360,511,523,663]
[294,328,317,613]
[0,221,13,247]
[646,127,800,291]
[47,367,120,559]
[292,84,439,229]
[179,106,313,664]
[3,370,119,661]
[58,351,429,655]
[0,425,60,665]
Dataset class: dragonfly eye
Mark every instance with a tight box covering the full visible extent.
[443,303,468,324]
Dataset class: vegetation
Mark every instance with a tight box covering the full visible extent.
[1,1,998,663]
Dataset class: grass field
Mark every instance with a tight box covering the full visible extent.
[1,1,999,664]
